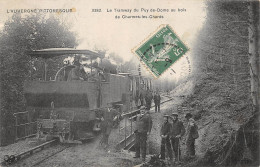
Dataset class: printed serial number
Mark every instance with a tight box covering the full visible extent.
[92,9,101,12]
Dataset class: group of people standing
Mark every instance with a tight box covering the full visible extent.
[160,112,199,163]
[99,90,199,164]
[138,87,161,113]
[133,107,199,163]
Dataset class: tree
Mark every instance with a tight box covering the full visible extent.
[190,0,260,166]
[0,13,78,145]
[248,1,259,115]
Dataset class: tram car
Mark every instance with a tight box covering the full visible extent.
[24,48,152,143]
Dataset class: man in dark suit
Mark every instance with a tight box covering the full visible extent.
[145,87,153,110]
[134,108,153,162]
[170,112,185,162]
[100,104,118,148]
[160,114,173,160]
[185,113,199,159]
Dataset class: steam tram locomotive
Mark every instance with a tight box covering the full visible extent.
[25,48,152,142]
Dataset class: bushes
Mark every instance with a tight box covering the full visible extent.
[0,13,78,146]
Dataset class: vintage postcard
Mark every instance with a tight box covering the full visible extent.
[0,0,259,167]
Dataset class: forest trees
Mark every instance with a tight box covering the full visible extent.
[0,13,78,145]
[248,1,259,116]
[196,0,259,115]
[193,0,254,116]
[191,0,259,165]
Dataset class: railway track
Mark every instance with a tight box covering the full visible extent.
[125,95,175,121]
[2,95,177,166]
[2,141,78,167]
[1,139,57,165]
[30,144,70,167]
[2,136,95,167]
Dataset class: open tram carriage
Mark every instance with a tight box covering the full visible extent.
[24,48,152,143]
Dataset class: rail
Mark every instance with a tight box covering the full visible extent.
[31,144,70,167]
[121,106,145,117]
[127,97,175,121]
[1,139,57,165]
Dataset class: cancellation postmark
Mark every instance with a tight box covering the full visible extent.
[132,24,189,78]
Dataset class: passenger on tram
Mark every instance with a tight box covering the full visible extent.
[67,60,87,81]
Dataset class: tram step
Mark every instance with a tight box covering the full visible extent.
[116,133,135,149]
[124,139,135,151]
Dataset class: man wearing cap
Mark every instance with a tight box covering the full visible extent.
[134,109,153,161]
[67,57,88,81]
[170,112,185,162]
[160,114,173,160]
[145,87,153,110]
[100,103,118,148]
[112,104,122,128]
[185,113,198,159]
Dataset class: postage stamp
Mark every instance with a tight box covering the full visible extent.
[132,24,189,78]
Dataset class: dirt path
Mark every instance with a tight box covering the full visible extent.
[145,80,195,166]
[148,97,186,155]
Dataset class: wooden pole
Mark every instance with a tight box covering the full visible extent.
[15,115,18,141]
[124,117,127,147]
[44,60,47,81]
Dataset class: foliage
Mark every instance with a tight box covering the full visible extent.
[0,13,78,145]
[192,0,250,102]
[188,0,258,166]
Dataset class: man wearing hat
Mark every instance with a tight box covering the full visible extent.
[185,113,198,159]
[134,108,153,161]
[185,113,193,121]
[160,114,173,160]
[154,91,161,113]
[145,87,153,110]
[170,112,185,162]
[100,103,119,148]
[67,58,87,81]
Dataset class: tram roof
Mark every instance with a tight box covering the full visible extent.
[27,48,104,59]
